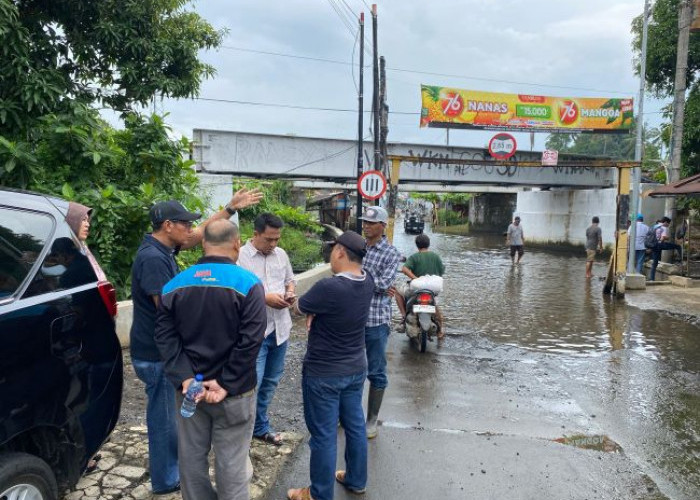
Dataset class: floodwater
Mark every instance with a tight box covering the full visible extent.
[391,224,700,500]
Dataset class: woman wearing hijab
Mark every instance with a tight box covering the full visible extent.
[65,202,105,474]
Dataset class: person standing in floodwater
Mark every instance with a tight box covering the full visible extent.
[506,216,525,265]
[585,216,603,279]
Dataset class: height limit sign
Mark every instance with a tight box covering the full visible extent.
[358,170,387,201]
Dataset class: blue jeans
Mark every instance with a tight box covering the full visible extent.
[303,372,368,500]
[650,242,683,281]
[365,324,390,390]
[635,250,647,273]
[254,332,288,436]
[132,358,179,493]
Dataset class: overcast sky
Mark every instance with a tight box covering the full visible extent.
[143,0,664,151]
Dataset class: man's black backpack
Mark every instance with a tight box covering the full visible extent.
[644,228,659,249]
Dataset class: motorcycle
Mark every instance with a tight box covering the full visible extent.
[403,275,442,352]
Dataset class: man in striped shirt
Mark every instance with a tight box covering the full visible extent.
[360,206,401,439]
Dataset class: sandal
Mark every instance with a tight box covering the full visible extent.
[335,470,366,494]
[254,431,283,446]
[85,454,102,475]
[287,486,314,500]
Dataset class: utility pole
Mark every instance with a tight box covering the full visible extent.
[371,4,381,206]
[667,0,693,235]
[628,0,650,275]
[356,13,365,232]
[379,56,388,167]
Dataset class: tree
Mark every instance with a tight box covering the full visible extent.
[0,0,223,136]
[631,0,700,178]
[544,126,662,176]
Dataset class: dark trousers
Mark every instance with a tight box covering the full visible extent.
[649,242,682,281]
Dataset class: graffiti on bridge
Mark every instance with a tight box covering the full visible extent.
[404,148,606,179]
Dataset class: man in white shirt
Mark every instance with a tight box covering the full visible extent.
[634,214,650,273]
[506,216,525,264]
[237,213,295,446]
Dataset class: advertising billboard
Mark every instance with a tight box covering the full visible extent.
[420,85,634,134]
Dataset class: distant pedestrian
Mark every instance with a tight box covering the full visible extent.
[585,216,603,279]
[237,213,296,447]
[129,189,261,495]
[156,220,266,500]
[287,231,374,500]
[634,214,650,274]
[360,206,401,439]
[649,216,683,281]
[506,216,525,265]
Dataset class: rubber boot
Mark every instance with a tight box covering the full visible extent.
[366,387,385,439]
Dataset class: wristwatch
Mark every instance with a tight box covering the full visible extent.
[225,204,237,216]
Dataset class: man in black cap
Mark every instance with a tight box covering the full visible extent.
[288,231,374,500]
[130,189,261,495]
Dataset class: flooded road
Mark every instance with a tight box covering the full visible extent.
[390,225,700,500]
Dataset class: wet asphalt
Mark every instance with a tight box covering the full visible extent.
[263,225,700,500]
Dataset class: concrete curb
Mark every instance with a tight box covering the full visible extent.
[115,264,332,348]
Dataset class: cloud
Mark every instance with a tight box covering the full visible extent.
[107,0,663,151]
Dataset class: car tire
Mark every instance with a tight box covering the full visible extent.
[0,452,58,500]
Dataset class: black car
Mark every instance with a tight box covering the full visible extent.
[404,213,425,234]
[0,189,123,500]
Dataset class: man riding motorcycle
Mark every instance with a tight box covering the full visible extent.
[394,234,445,338]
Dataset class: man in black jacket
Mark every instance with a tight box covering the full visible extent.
[155,219,266,500]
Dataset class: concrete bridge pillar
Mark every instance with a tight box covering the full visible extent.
[468,193,517,232]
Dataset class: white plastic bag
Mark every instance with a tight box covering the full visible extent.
[409,275,443,295]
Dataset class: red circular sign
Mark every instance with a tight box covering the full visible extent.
[558,99,579,125]
[488,133,517,160]
[358,170,387,201]
[441,92,464,117]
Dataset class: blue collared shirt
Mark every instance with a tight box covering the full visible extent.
[362,235,401,327]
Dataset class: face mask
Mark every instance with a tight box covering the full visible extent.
[42,264,66,277]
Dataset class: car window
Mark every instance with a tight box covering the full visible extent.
[23,226,98,299]
[0,207,54,299]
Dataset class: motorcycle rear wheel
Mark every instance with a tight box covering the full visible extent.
[419,330,427,352]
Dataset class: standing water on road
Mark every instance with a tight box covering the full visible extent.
[392,224,700,500]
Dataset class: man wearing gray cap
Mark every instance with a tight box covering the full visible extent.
[359,206,401,439]
[130,189,261,495]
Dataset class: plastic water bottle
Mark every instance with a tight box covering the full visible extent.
[180,374,204,418]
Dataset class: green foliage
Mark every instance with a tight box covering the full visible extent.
[0,104,205,298]
[631,0,700,178]
[437,208,468,226]
[632,0,700,97]
[239,221,322,273]
[235,180,323,234]
[0,0,224,135]
[441,193,472,205]
[544,126,662,175]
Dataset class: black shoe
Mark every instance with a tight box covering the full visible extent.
[154,483,181,495]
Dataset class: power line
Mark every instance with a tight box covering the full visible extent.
[218,45,633,95]
[194,96,418,115]
[220,45,361,67]
[325,0,357,39]
[385,67,632,95]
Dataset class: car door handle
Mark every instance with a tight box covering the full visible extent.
[50,313,83,359]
